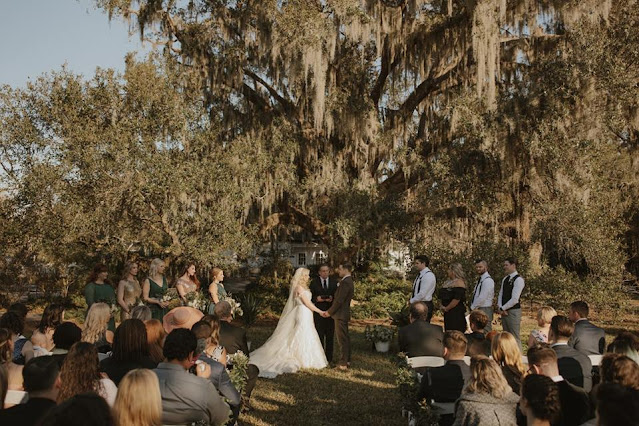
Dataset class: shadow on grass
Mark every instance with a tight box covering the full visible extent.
[241,325,404,426]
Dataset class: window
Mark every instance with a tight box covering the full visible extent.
[298,252,307,266]
[318,252,328,264]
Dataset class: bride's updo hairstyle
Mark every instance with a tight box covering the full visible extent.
[292,268,311,289]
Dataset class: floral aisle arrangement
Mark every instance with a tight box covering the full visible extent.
[396,353,439,426]
[365,325,395,353]
[226,351,249,393]
[222,295,243,318]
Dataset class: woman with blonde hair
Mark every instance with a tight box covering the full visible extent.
[440,263,467,332]
[142,259,169,321]
[144,319,166,364]
[207,268,227,314]
[527,306,557,348]
[114,368,162,426]
[117,261,142,321]
[491,331,527,395]
[199,314,228,366]
[453,356,519,426]
[81,302,113,353]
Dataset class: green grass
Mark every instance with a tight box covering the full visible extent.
[241,324,405,426]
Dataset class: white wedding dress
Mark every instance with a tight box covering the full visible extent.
[249,284,328,378]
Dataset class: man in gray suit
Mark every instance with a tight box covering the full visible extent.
[550,315,593,392]
[323,262,355,370]
[568,301,606,356]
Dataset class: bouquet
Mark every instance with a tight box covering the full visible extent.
[160,288,181,310]
[185,291,208,312]
[222,295,243,318]
[109,303,121,319]
[226,350,249,393]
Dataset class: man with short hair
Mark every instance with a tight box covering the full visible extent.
[549,315,592,392]
[154,328,230,426]
[497,257,525,350]
[323,262,355,370]
[215,301,260,412]
[466,309,491,356]
[409,255,436,322]
[527,345,592,426]
[309,264,338,362]
[471,259,495,332]
[418,331,471,426]
[568,301,606,356]
[398,302,444,358]
[0,356,60,426]
[51,322,82,367]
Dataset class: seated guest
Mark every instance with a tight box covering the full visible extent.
[114,369,162,426]
[199,315,228,366]
[599,353,639,390]
[527,306,556,348]
[31,304,64,355]
[38,392,114,426]
[418,331,471,426]
[454,356,519,425]
[527,345,592,426]
[595,382,639,426]
[399,302,444,358]
[465,310,490,356]
[519,374,561,426]
[0,356,60,425]
[144,319,166,364]
[215,301,260,412]
[58,342,118,406]
[1,328,24,399]
[100,319,157,386]
[491,331,527,395]
[0,363,7,408]
[154,328,230,425]
[192,321,241,420]
[568,301,605,356]
[0,311,34,365]
[8,303,28,321]
[162,306,203,334]
[51,322,82,367]
[81,303,113,353]
[606,331,639,364]
[131,305,152,321]
[549,315,592,391]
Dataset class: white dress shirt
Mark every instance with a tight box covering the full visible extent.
[471,272,494,310]
[498,271,525,310]
[409,267,436,304]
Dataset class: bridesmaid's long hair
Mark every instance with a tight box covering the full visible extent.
[120,261,139,282]
[181,262,201,289]
[147,259,165,279]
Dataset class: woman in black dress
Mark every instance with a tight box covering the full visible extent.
[439,263,467,332]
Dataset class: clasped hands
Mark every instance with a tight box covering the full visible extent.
[320,311,331,318]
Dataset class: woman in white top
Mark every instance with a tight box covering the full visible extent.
[57,342,117,406]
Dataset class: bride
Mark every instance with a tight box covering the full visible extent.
[249,267,328,378]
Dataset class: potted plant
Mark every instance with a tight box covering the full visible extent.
[365,325,395,353]
[237,292,262,351]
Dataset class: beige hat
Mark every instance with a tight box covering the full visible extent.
[163,307,204,333]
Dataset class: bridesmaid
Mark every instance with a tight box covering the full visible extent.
[142,258,169,320]
[117,261,142,321]
[175,263,200,305]
[439,263,468,332]
[84,264,116,332]
[207,268,227,314]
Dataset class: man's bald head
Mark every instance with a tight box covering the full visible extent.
[410,302,429,322]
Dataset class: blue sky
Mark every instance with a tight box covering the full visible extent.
[0,0,148,88]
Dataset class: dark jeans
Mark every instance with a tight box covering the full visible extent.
[314,313,335,362]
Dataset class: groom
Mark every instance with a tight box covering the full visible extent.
[322,263,354,370]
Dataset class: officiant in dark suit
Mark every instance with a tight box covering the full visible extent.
[310,264,338,362]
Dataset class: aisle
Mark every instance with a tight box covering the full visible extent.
[240,324,405,426]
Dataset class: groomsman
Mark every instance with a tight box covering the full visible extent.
[471,260,495,332]
[310,264,338,362]
[409,255,436,323]
[497,257,525,350]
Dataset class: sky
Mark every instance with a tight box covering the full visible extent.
[0,0,148,88]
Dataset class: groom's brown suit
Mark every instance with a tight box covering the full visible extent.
[327,275,354,367]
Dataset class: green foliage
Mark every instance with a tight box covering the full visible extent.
[364,325,395,343]
[352,273,410,319]
[237,293,262,328]
[395,354,440,426]
[252,256,294,316]
[226,351,249,394]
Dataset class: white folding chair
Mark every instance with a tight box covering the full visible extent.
[406,356,445,368]
[4,390,28,406]
[463,356,471,366]
[521,355,528,365]
[588,354,603,366]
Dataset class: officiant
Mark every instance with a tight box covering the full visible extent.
[310,264,338,362]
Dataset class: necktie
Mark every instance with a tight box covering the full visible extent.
[412,274,420,297]
[473,277,482,304]
[323,279,327,290]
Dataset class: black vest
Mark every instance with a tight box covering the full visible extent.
[501,274,521,310]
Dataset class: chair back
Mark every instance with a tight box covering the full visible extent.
[588,354,603,366]
[407,356,445,368]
